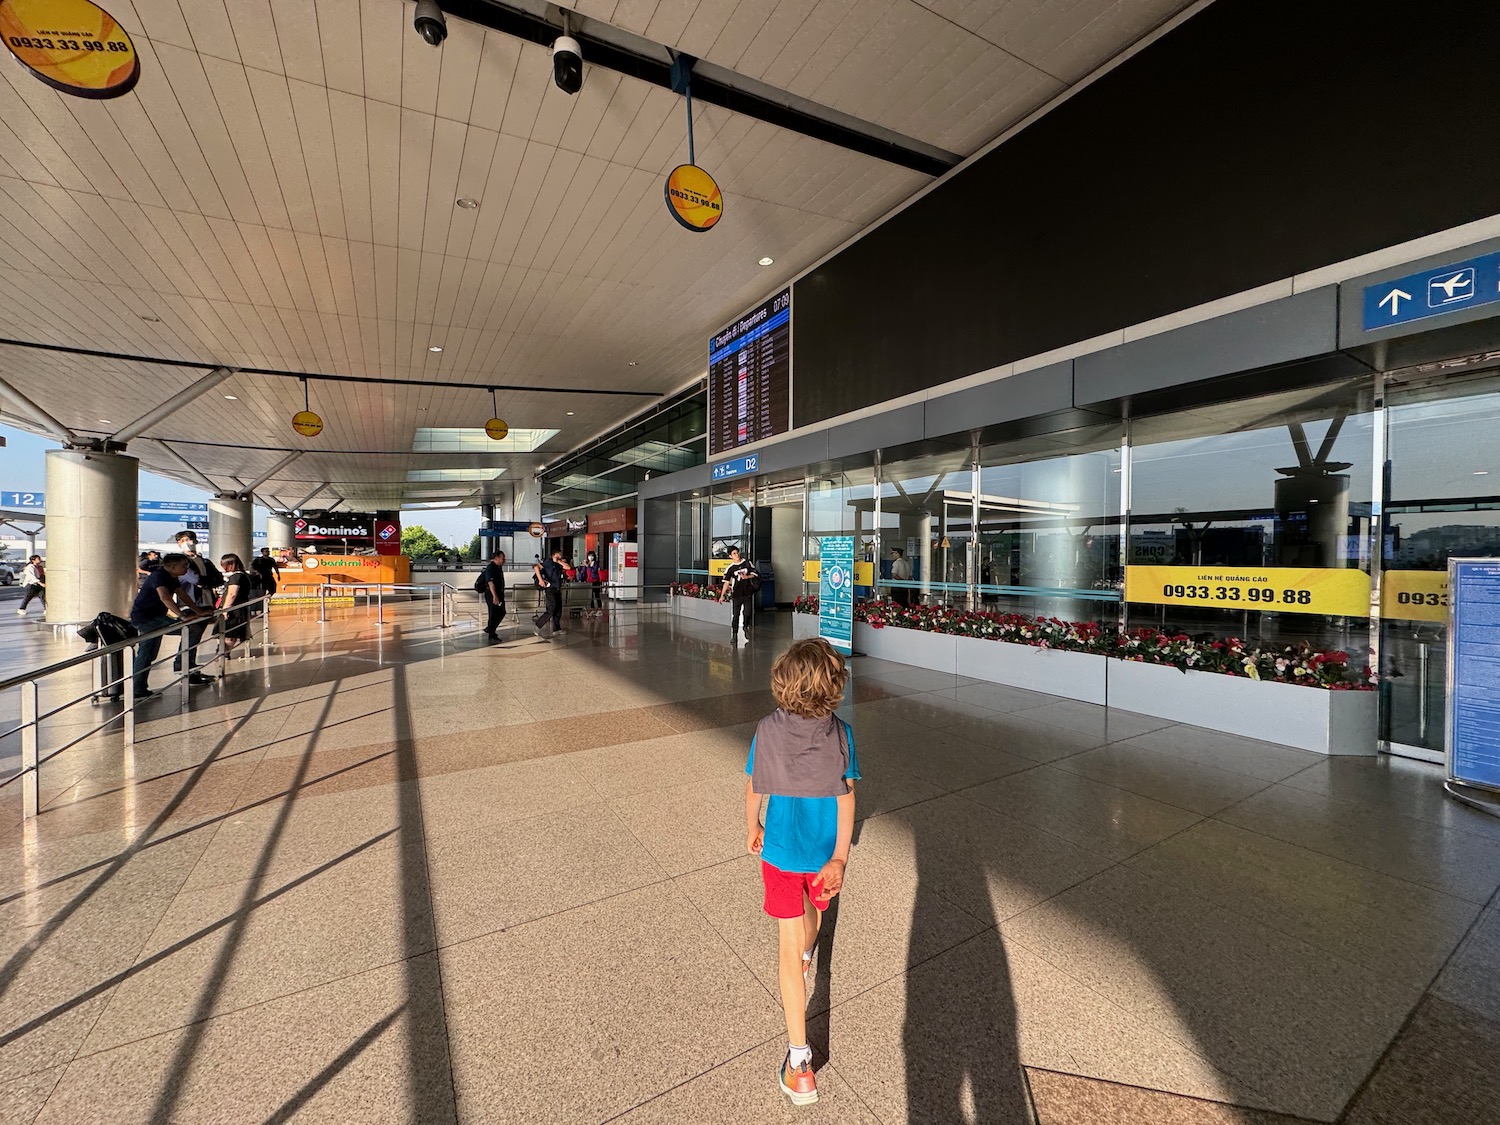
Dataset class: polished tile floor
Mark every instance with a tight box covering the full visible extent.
[1,600,1498,1123]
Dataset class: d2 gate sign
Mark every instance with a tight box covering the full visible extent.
[1125,565,1371,617]
[818,536,855,654]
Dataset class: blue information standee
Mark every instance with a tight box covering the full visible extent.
[1446,559,1500,801]
[818,536,855,655]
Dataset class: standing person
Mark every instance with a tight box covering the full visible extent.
[482,549,507,639]
[889,547,913,606]
[216,554,252,660]
[719,547,758,643]
[171,531,221,686]
[128,553,201,699]
[583,551,604,615]
[15,555,44,615]
[744,639,859,1106]
[531,549,566,637]
[250,547,281,603]
[136,550,162,588]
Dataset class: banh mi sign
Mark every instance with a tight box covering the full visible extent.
[1124,565,1371,617]
[0,0,139,99]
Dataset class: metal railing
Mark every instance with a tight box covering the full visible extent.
[0,594,273,819]
[312,581,458,626]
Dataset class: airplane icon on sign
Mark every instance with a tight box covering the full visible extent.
[1429,267,1475,307]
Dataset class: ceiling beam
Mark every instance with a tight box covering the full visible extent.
[243,451,303,492]
[151,440,221,493]
[109,367,235,445]
[293,482,329,510]
[0,374,76,444]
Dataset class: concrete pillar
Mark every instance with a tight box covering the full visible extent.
[44,449,139,622]
[209,493,253,568]
[266,513,296,552]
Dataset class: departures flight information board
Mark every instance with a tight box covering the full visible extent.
[708,288,791,457]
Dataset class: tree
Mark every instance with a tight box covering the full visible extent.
[401,524,445,559]
[465,533,481,561]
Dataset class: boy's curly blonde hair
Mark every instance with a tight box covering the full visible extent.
[770,638,849,718]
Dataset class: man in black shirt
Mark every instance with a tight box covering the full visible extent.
[250,548,281,601]
[482,549,507,639]
[129,554,202,699]
[172,531,221,684]
[532,550,566,637]
[720,546,758,644]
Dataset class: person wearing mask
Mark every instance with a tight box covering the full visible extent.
[531,549,567,637]
[216,553,252,659]
[889,547,913,606]
[15,555,44,616]
[128,553,202,699]
[482,549,507,640]
[582,551,604,615]
[171,530,221,685]
[249,547,281,603]
[720,547,758,644]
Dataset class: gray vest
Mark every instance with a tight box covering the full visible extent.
[750,709,851,798]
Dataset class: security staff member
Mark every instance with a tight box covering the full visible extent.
[719,546,757,644]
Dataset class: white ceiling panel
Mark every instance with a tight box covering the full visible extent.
[0,0,1203,506]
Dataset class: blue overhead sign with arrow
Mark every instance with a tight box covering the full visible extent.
[1362,251,1500,331]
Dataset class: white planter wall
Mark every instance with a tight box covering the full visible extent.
[849,621,1376,754]
[1106,659,1377,756]
[670,596,733,626]
[792,613,820,640]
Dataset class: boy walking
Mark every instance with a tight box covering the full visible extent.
[745,638,859,1106]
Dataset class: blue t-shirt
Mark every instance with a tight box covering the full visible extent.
[745,718,860,874]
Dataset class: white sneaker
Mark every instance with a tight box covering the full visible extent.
[15,609,25,616]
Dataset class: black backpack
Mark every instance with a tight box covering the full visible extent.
[474,571,488,593]
[77,611,138,646]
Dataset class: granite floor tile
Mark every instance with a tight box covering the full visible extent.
[81,834,433,1053]
[1028,1069,1321,1125]
[1113,725,1321,784]
[1054,744,1272,815]
[1433,904,1500,1023]
[829,929,1267,1125]
[1342,996,1500,1125]
[940,711,1111,763]
[612,1040,878,1123]
[1277,754,1500,841]
[679,852,990,1012]
[426,801,665,946]
[855,795,1114,923]
[417,754,603,840]
[1019,700,1173,742]
[38,954,455,1125]
[1219,783,1500,904]
[857,695,982,730]
[848,761,947,822]
[0,1064,63,1123]
[441,882,781,1124]
[950,681,1068,714]
[1127,819,1479,989]
[611,773,752,876]
[1002,865,1420,1120]
[963,765,1204,861]
[858,729,1040,792]
[566,725,754,798]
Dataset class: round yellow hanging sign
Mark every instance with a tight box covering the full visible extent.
[291,410,324,438]
[664,164,723,232]
[484,418,509,441]
[0,0,140,99]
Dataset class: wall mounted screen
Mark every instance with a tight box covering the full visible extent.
[708,288,791,457]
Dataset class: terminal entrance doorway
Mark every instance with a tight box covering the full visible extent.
[1377,365,1500,763]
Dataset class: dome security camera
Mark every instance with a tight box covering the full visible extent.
[551,35,582,94]
[413,0,447,46]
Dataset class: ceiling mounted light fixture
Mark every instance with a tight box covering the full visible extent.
[429,345,443,352]
[224,394,238,400]
[140,314,159,322]
[566,411,575,416]
[98,418,114,425]
[456,197,479,209]
[759,256,774,266]
[1476,470,1490,475]
[628,361,637,366]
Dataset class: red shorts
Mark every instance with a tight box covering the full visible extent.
[761,861,831,919]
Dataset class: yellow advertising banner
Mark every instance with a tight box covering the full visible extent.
[278,554,412,589]
[1380,569,1449,622]
[709,558,731,577]
[0,0,139,99]
[1124,565,1371,617]
[804,561,874,586]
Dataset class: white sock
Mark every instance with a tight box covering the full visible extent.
[788,1043,812,1068]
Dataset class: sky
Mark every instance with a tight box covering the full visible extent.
[0,424,480,552]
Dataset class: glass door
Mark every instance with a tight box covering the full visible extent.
[1379,366,1500,762]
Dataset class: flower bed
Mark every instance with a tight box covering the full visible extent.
[669,582,719,600]
[794,597,1371,692]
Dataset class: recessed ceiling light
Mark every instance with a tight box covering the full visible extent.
[627,361,637,367]
[1476,470,1490,475]
[456,197,480,210]
[224,394,238,400]
[758,256,774,266]
[566,411,575,416]
[140,314,159,322]
[99,418,114,425]
[429,345,443,353]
